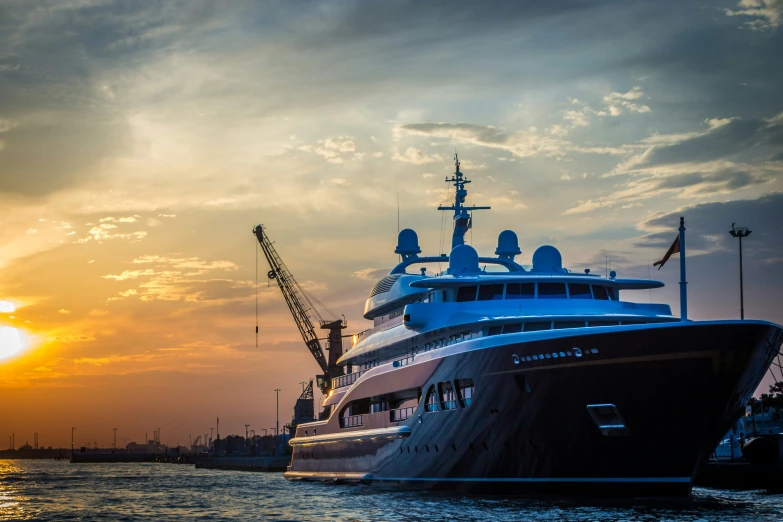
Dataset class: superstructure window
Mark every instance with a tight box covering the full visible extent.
[456,286,478,302]
[456,379,474,407]
[487,326,502,336]
[506,283,535,300]
[503,323,522,334]
[478,284,504,301]
[607,288,618,301]
[440,382,457,410]
[592,285,609,300]
[554,321,585,329]
[538,283,567,299]
[569,284,592,300]
[425,386,439,413]
[524,322,551,332]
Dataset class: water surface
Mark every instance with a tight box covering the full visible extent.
[2,460,783,521]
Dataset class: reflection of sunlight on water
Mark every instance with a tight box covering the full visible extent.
[0,460,35,521]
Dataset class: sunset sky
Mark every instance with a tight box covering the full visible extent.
[1,0,782,449]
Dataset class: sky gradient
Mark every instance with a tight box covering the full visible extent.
[1,0,782,449]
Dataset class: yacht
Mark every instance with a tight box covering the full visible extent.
[284,156,783,496]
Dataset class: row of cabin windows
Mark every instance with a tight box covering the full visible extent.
[455,282,617,303]
[426,379,474,412]
[485,319,657,336]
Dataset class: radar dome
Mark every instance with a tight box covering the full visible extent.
[448,244,480,276]
[532,245,563,272]
[394,229,421,260]
[495,230,521,260]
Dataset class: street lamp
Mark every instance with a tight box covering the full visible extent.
[300,381,306,392]
[729,223,752,320]
[274,389,281,442]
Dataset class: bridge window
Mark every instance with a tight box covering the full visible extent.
[554,321,585,329]
[607,288,618,300]
[569,283,592,300]
[478,284,504,301]
[592,285,609,300]
[487,325,502,336]
[440,382,457,410]
[524,322,551,332]
[456,286,478,302]
[506,283,535,300]
[425,386,439,413]
[456,379,474,407]
[503,323,522,334]
[538,282,567,299]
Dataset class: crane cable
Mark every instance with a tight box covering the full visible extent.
[255,238,259,348]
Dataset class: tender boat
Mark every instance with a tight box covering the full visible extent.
[284,156,783,496]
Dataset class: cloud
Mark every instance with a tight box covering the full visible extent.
[398,123,569,159]
[633,193,783,262]
[391,146,443,164]
[602,86,651,116]
[565,167,773,215]
[352,268,389,281]
[725,0,783,31]
[623,115,783,172]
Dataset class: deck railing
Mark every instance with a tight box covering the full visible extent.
[390,406,415,422]
[392,355,415,368]
[331,370,365,390]
[340,415,364,428]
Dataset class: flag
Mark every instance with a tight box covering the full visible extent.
[653,234,680,270]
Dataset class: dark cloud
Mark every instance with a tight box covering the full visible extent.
[634,192,783,258]
[636,117,783,169]
[651,170,770,193]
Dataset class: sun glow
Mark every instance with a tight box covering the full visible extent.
[0,300,16,313]
[0,326,24,360]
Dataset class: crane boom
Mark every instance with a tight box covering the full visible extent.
[253,225,345,394]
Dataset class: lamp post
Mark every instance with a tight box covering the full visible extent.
[300,381,306,393]
[729,224,752,320]
[274,389,281,442]
[71,427,75,457]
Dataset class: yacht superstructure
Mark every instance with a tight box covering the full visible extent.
[278,156,783,496]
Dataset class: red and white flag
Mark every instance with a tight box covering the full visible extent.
[653,234,680,270]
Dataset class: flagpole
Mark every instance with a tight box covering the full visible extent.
[679,216,687,321]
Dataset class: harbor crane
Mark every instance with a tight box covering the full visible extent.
[253,225,346,396]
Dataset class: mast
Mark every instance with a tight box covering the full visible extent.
[437,153,491,250]
[253,225,345,395]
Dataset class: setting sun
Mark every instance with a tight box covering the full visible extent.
[0,326,23,360]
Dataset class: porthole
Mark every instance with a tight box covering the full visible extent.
[552,353,559,358]
[545,353,551,359]
[591,348,599,354]
[574,347,583,357]
[512,354,520,364]
[532,355,538,360]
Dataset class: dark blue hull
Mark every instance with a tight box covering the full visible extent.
[287,321,783,496]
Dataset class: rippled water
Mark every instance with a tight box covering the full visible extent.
[2,460,783,521]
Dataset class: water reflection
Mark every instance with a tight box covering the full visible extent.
[0,460,36,521]
[1,459,782,521]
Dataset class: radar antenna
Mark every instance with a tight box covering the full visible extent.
[438,153,491,249]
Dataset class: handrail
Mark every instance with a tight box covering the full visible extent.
[331,370,365,390]
[340,415,364,428]
[390,406,415,422]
